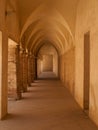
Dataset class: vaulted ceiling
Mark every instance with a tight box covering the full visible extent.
[17,0,79,55]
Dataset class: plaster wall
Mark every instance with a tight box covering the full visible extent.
[42,55,53,72]
[0,0,5,30]
[75,0,98,125]
[60,47,75,95]
[6,0,20,42]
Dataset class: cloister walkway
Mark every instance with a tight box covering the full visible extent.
[0,80,98,130]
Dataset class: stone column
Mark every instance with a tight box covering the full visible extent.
[35,57,37,79]
[19,48,24,93]
[26,52,29,88]
[0,0,8,120]
[22,50,28,92]
[0,31,8,119]
[31,55,34,82]
[28,53,32,86]
[15,45,22,99]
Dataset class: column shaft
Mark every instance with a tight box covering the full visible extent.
[0,31,8,119]
[31,57,34,82]
[22,51,28,92]
[16,45,22,99]
[28,54,32,86]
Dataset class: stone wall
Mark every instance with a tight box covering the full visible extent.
[37,59,42,75]
[6,0,20,42]
[8,39,17,98]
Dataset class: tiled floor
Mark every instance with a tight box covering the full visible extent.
[0,80,98,130]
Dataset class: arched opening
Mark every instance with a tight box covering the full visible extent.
[36,42,59,79]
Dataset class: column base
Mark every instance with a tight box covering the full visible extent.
[16,93,22,100]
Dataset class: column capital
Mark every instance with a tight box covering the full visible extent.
[28,52,34,59]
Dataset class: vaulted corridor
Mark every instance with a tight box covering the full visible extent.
[0,80,98,130]
[1,0,98,129]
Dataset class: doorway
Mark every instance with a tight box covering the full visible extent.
[84,31,90,112]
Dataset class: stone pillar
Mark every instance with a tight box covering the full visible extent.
[8,39,18,99]
[0,31,8,119]
[15,45,22,99]
[35,57,37,79]
[22,50,28,92]
[0,0,8,120]
[26,52,29,88]
[31,55,34,82]
[28,53,32,86]
[19,48,24,93]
